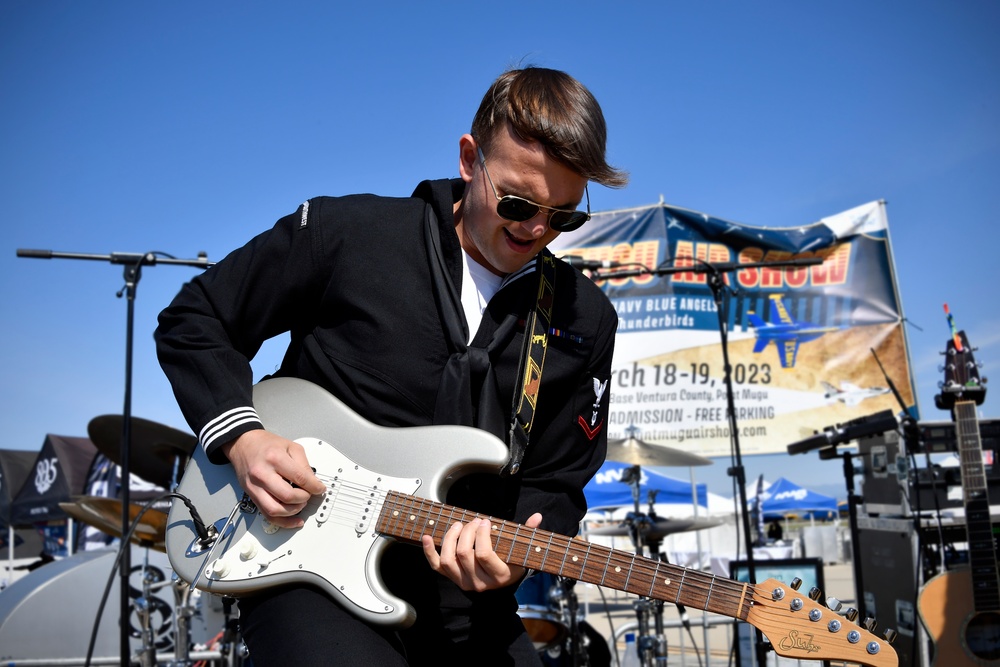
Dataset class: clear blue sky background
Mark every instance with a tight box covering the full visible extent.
[2,2,997,502]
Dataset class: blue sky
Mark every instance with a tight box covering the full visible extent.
[2,2,997,502]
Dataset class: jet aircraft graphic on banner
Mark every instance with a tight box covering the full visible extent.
[747,295,839,369]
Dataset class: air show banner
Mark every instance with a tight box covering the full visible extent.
[551,200,916,457]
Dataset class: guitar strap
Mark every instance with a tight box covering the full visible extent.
[501,252,556,476]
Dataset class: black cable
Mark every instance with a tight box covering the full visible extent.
[680,618,704,667]
[594,585,621,667]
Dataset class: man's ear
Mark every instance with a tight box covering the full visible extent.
[457,133,478,183]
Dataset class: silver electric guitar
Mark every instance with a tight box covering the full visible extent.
[165,377,897,666]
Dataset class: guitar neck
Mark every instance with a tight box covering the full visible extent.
[377,491,753,621]
[954,401,1000,612]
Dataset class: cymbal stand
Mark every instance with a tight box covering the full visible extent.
[621,471,668,666]
[135,547,172,667]
[171,577,193,667]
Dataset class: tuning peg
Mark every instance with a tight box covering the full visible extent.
[883,628,898,644]
[826,597,844,612]
[863,617,877,632]
[845,607,859,622]
[789,577,802,591]
[808,586,823,601]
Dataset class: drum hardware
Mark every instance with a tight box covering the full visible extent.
[55,493,232,666]
[171,577,194,666]
[521,573,610,667]
[550,577,611,667]
[613,468,702,666]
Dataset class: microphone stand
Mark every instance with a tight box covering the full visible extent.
[594,256,822,666]
[16,248,212,666]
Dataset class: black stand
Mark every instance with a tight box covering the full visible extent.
[594,256,822,666]
[622,472,669,665]
[16,248,211,666]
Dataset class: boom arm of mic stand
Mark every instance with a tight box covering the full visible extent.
[17,248,215,269]
[590,256,824,280]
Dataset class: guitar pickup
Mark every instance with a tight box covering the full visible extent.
[315,482,338,525]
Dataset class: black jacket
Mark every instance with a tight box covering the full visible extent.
[155,178,616,537]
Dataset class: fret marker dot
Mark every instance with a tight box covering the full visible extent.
[392,511,399,517]
[535,547,541,553]
[664,578,671,586]
[615,566,622,573]
[409,515,416,521]
[572,556,579,562]
[428,520,435,526]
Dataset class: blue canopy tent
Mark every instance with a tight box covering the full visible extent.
[584,461,708,511]
[751,477,838,520]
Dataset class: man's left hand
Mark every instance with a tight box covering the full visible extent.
[422,513,543,592]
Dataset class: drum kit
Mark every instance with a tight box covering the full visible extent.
[0,415,245,666]
[515,434,718,667]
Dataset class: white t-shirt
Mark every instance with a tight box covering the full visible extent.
[460,250,503,344]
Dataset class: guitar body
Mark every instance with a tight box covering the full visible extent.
[165,376,509,628]
[919,568,1000,666]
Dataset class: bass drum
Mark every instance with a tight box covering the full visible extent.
[515,572,567,651]
[0,546,228,662]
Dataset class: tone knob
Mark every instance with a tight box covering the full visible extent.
[239,541,258,560]
[209,559,230,578]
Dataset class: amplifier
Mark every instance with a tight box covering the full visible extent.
[855,516,920,666]
[912,418,1000,454]
[857,419,1000,516]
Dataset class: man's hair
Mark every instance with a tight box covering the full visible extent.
[471,67,629,189]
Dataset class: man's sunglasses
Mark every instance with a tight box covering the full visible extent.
[478,147,590,232]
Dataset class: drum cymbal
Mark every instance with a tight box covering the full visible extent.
[606,436,713,467]
[88,415,196,488]
[59,496,167,552]
[585,516,723,539]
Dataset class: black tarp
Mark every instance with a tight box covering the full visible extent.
[9,435,99,526]
[0,449,37,525]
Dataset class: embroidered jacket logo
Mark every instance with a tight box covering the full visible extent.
[578,377,608,440]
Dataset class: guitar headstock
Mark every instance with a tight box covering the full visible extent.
[747,578,898,667]
[935,329,987,411]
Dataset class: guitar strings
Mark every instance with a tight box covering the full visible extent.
[297,480,795,622]
[312,480,758,612]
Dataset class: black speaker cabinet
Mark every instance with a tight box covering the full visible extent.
[855,516,920,666]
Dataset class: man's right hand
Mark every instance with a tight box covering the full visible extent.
[221,430,327,528]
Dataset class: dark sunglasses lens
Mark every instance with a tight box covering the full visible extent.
[549,211,589,232]
[496,196,539,222]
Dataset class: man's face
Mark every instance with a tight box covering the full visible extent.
[455,126,588,276]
